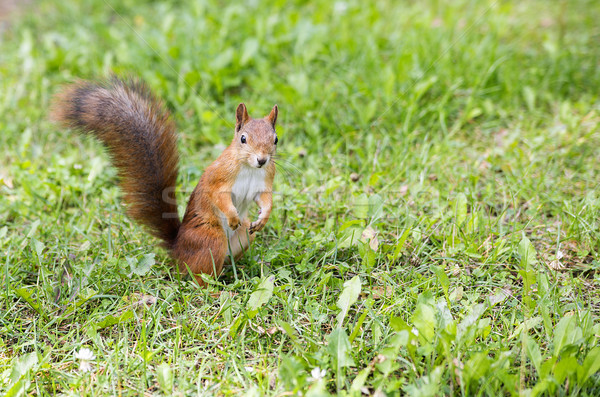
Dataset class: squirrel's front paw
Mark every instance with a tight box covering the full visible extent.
[228,215,241,230]
[249,218,267,234]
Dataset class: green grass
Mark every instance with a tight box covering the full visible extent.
[1,0,600,395]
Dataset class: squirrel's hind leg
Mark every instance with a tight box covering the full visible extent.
[172,225,228,285]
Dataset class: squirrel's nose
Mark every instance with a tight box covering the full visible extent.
[257,158,267,167]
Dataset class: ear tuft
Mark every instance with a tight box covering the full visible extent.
[236,103,250,132]
[266,105,278,128]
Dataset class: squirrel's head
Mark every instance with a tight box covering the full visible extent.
[233,103,278,169]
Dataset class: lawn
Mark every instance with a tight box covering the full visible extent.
[1,0,600,395]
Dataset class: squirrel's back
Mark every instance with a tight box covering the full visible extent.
[51,77,181,247]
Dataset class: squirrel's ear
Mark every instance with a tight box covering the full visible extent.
[235,103,250,132]
[266,105,278,128]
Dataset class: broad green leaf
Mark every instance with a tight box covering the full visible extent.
[367,194,384,222]
[350,366,372,394]
[518,235,537,267]
[138,253,155,273]
[378,331,410,367]
[412,227,423,243]
[554,356,578,384]
[553,315,576,357]
[15,288,45,320]
[94,310,134,330]
[412,301,435,343]
[457,303,486,342]
[277,320,299,344]
[5,377,30,397]
[464,352,491,384]
[336,275,361,328]
[578,346,600,383]
[578,310,594,338]
[454,193,467,225]
[328,327,354,393]
[156,363,173,395]
[392,228,411,260]
[327,328,354,368]
[487,288,511,306]
[525,335,542,374]
[509,317,542,340]
[403,365,443,397]
[431,265,450,298]
[247,276,275,311]
[390,316,411,333]
[389,330,410,349]
[31,238,44,259]
[6,352,38,397]
[279,355,306,392]
[531,378,551,397]
[25,220,40,239]
[539,305,553,341]
[8,352,38,386]
[518,235,537,310]
[337,225,362,249]
[537,272,549,296]
[435,299,453,329]
[127,253,155,277]
[305,380,332,397]
[358,241,376,270]
[353,194,369,219]
[338,219,364,231]
[228,316,246,338]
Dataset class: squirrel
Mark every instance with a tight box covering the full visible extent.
[51,76,278,286]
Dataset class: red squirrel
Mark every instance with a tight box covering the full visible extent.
[51,76,278,286]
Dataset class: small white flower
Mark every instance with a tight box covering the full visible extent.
[244,366,255,373]
[411,327,419,336]
[556,250,564,260]
[309,367,327,381]
[74,347,95,372]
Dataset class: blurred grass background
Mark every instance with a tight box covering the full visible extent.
[1,0,600,395]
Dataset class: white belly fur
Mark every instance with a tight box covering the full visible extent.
[221,166,266,237]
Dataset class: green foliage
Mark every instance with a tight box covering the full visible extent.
[1,0,600,395]
[336,275,361,328]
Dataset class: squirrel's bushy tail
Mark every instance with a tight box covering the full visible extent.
[52,76,181,247]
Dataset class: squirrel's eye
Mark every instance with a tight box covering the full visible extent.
[274,136,278,145]
[241,135,247,144]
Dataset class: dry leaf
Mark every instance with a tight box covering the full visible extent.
[361,226,379,251]
[449,286,464,302]
[127,293,157,307]
[372,285,393,300]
